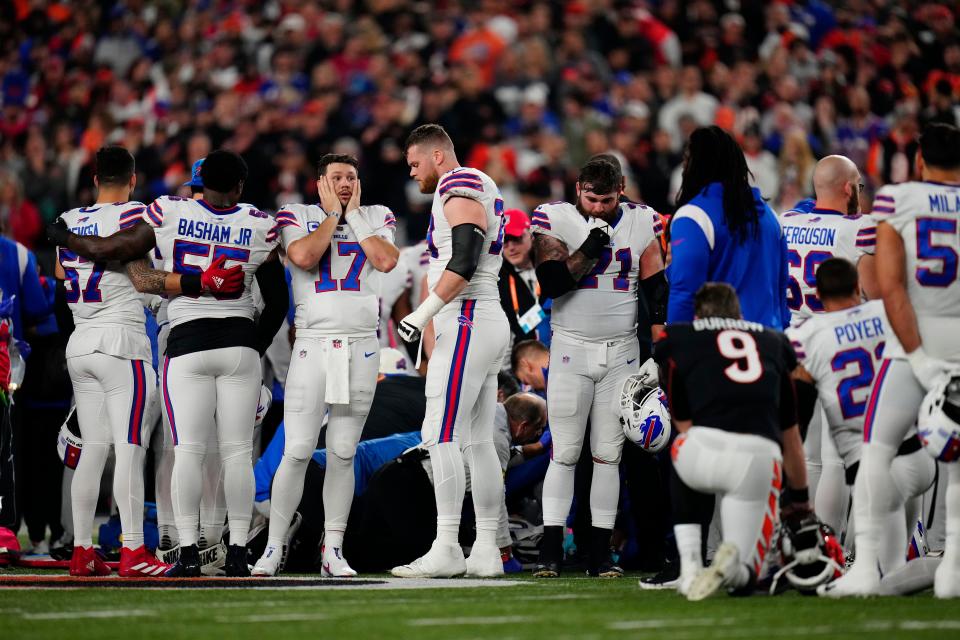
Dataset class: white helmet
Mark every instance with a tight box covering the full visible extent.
[918,373,960,462]
[618,374,671,452]
[56,405,82,470]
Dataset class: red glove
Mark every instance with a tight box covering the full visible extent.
[200,255,244,294]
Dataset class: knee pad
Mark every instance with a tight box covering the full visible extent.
[175,442,205,457]
[551,443,582,466]
[218,440,253,463]
[283,438,315,463]
[591,443,622,466]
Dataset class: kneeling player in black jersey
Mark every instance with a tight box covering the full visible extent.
[654,283,812,600]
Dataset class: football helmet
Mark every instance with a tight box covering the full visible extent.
[917,373,960,462]
[769,516,845,594]
[56,405,82,470]
[618,373,671,453]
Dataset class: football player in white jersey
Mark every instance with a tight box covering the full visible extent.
[823,123,960,598]
[51,147,169,577]
[530,157,667,577]
[781,155,878,538]
[252,154,399,577]
[788,258,935,552]
[50,150,289,577]
[389,124,510,578]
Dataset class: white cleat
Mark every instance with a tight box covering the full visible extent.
[465,543,504,578]
[199,543,227,577]
[677,572,697,597]
[391,541,466,578]
[817,562,880,598]
[934,564,960,599]
[321,545,358,577]
[251,545,282,577]
[687,542,739,602]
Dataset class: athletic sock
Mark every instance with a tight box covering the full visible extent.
[430,442,466,545]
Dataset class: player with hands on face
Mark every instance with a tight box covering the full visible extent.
[254,154,398,577]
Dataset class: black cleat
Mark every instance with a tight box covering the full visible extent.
[587,527,619,577]
[533,561,561,578]
[225,544,250,577]
[164,544,201,577]
[590,560,624,578]
[638,560,680,589]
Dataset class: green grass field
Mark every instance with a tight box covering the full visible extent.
[2,573,960,640]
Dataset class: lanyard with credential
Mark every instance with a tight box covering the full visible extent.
[510,274,545,334]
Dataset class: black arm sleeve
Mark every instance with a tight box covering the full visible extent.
[535,260,578,299]
[794,378,818,441]
[54,279,75,338]
[445,223,485,280]
[253,259,290,357]
[780,374,800,432]
[640,270,668,324]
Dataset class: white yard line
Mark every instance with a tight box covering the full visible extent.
[216,613,329,623]
[608,618,738,630]
[408,615,537,627]
[23,609,156,620]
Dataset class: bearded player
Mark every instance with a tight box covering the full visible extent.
[390,124,510,578]
[529,157,666,577]
[253,154,398,577]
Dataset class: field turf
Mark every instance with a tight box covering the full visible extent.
[2,572,960,639]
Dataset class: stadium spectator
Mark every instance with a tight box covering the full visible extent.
[497,210,550,346]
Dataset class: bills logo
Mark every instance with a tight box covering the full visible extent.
[299,349,307,358]
[457,315,473,329]
[396,359,407,370]
[332,339,343,349]
[77,216,89,223]
[640,415,664,449]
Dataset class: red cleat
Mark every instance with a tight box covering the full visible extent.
[69,546,112,577]
[119,545,171,577]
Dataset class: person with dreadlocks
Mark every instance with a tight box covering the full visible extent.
[661,125,789,330]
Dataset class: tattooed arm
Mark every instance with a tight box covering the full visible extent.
[533,233,600,280]
[533,231,609,299]
[124,259,187,296]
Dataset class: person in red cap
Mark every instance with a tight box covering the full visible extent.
[497,209,550,346]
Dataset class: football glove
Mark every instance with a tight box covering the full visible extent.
[398,292,445,343]
[636,357,659,386]
[577,226,611,260]
[201,255,244,294]
[907,348,952,392]
[46,217,71,246]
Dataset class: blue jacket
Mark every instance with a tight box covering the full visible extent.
[254,424,421,502]
[0,238,50,343]
[667,183,790,329]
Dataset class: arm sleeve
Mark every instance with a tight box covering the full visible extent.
[254,259,290,356]
[780,335,800,430]
[54,279,75,338]
[654,335,690,421]
[665,217,711,324]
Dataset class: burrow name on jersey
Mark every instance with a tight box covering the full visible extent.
[177,217,253,246]
[692,317,765,332]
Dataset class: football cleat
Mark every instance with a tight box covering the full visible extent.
[225,544,250,577]
[199,542,227,576]
[156,544,180,565]
[119,545,171,577]
[390,540,466,578]
[639,561,680,590]
[252,545,282,577]
[934,563,960,599]
[69,546,111,577]
[164,544,201,577]
[687,542,740,601]
[817,562,880,598]
[533,562,560,578]
[321,544,358,578]
[590,560,624,578]
[464,543,504,578]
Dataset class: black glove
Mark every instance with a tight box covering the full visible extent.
[577,226,610,259]
[46,217,71,246]
[781,486,813,530]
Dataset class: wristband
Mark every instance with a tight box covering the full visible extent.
[406,291,446,330]
[180,273,202,296]
[345,209,375,243]
[783,486,809,504]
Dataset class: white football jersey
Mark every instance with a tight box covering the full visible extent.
[872,181,960,361]
[780,207,876,324]
[426,167,505,303]
[377,242,416,347]
[143,196,279,329]
[787,300,899,466]
[531,200,661,342]
[277,203,396,337]
[405,240,430,306]
[58,202,151,361]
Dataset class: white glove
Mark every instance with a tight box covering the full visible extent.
[636,357,659,386]
[906,348,951,391]
[398,292,446,343]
